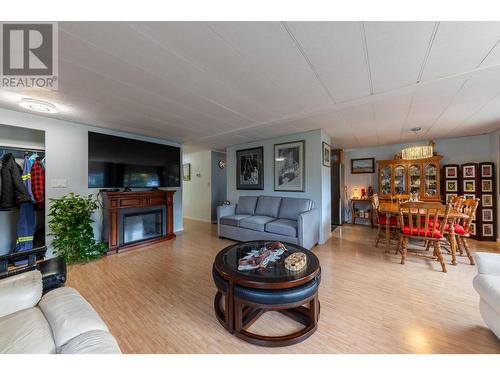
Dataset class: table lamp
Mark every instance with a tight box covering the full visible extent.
[352,188,360,199]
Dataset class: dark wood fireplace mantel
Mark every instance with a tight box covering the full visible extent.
[101,190,176,254]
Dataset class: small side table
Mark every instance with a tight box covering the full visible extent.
[350,198,373,227]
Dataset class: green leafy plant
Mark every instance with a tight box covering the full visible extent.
[48,193,106,264]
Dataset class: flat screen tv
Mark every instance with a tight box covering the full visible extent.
[88,132,180,188]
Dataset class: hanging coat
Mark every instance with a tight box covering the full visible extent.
[14,156,36,252]
[0,153,30,208]
[31,160,45,209]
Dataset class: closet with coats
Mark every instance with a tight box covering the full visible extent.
[0,125,46,256]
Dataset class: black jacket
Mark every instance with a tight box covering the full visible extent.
[0,153,31,208]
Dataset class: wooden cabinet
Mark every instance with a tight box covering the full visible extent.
[376,156,442,201]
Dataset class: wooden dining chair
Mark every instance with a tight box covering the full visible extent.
[397,201,451,273]
[442,197,480,266]
[371,193,398,249]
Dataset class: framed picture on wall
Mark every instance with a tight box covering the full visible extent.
[445,193,457,203]
[445,166,458,178]
[481,179,493,192]
[463,180,476,193]
[482,194,493,207]
[274,140,305,192]
[483,223,494,236]
[481,164,493,178]
[351,158,375,174]
[469,222,476,236]
[482,209,493,222]
[182,163,191,181]
[464,194,476,200]
[446,180,458,192]
[236,146,264,190]
[322,142,331,167]
[463,165,476,178]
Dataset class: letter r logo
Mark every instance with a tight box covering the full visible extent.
[2,23,53,75]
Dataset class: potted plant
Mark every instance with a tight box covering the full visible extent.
[48,193,106,264]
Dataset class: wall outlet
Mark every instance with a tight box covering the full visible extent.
[51,179,67,188]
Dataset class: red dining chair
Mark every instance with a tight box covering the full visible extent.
[371,193,398,249]
[397,201,451,273]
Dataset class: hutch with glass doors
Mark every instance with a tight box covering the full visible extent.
[376,155,442,201]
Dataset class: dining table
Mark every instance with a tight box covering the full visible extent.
[378,201,469,265]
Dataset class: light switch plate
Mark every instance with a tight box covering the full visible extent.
[51,179,67,188]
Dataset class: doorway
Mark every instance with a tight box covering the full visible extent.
[331,149,343,227]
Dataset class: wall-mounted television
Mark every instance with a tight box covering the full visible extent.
[88,132,180,188]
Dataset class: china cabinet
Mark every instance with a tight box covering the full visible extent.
[376,155,442,201]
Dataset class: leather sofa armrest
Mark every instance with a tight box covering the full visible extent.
[298,208,320,250]
[0,270,43,318]
[475,252,500,276]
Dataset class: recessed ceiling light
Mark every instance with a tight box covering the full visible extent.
[19,98,59,113]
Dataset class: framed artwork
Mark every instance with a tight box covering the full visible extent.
[236,147,264,190]
[482,223,494,236]
[469,222,476,236]
[445,166,458,178]
[274,140,305,192]
[464,194,476,200]
[463,180,476,193]
[445,193,457,203]
[481,164,493,178]
[351,158,375,174]
[182,163,191,181]
[482,209,493,222]
[481,179,493,192]
[322,142,331,167]
[446,180,458,192]
[482,194,493,207]
[463,165,476,178]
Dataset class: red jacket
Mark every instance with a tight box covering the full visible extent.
[31,160,45,207]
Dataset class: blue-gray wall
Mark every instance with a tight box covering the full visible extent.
[226,129,331,244]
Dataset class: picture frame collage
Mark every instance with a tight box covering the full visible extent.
[442,162,497,241]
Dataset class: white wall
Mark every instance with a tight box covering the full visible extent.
[343,132,500,237]
[182,150,212,222]
[0,108,183,256]
[226,129,331,244]
[211,151,227,223]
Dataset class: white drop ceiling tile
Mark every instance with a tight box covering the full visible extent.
[286,22,371,102]
[404,78,466,130]
[364,21,436,93]
[60,23,273,123]
[433,74,500,129]
[207,22,333,110]
[422,22,500,81]
[135,22,311,118]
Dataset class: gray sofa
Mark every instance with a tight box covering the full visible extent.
[217,196,319,250]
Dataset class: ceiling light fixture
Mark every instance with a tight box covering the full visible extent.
[401,127,434,160]
[19,98,59,113]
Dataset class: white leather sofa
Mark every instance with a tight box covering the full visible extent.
[0,270,121,354]
[473,252,500,340]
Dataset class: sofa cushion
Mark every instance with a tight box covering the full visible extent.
[278,198,313,220]
[0,307,56,354]
[475,252,500,276]
[0,270,42,318]
[473,274,500,316]
[239,216,276,232]
[255,196,282,217]
[265,219,298,237]
[59,330,121,354]
[38,287,109,348]
[219,214,250,227]
[236,196,258,215]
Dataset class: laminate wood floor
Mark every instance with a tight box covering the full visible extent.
[67,220,500,353]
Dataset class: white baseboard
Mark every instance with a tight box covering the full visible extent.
[183,216,212,223]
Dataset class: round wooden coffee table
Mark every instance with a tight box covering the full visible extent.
[213,241,321,347]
